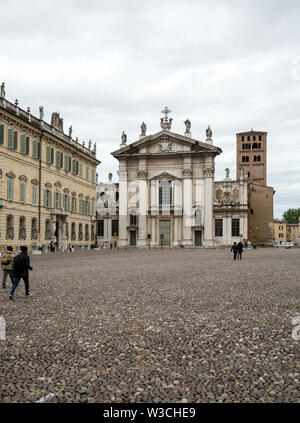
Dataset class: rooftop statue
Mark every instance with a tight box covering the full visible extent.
[140,122,146,136]
[93,143,97,152]
[121,131,127,144]
[206,125,212,139]
[39,106,44,120]
[108,172,113,182]
[69,126,73,138]
[160,106,173,130]
[0,82,5,98]
[225,168,230,179]
[184,119,191,133]
[88,139,92,150]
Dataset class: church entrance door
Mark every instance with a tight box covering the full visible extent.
[130,231,136,246]
[159,220,171,246]
[195,230,202,246]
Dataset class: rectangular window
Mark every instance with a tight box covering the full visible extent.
[232,219,240,237]
[72,159,79,175]
[43,189,52,208]
[112,220,119,236]
[26,136,30,155]
[91,202,95,217]
[0,123,4,145]
[279,225,283,230]
[21,135,26,154]
[72,197,75,213]
[56,151,63,168]
[65,155,72,171]
[86,166,89,180]
[13,130,18,150]
[92,169,95,183]
[46,146,54,164]
[8,128,14,149]
[32,140,41,159]
[79,162,83,177]
[20,183,26,203]
[215,219,223,237]
[32,186,37,205]
[54,192,59,209]
[63,194,66,210]
[98,220,104,236]
[159,181,172,206]
[7,179,14,201]
[130,213,137,226]
[279,233,283,238]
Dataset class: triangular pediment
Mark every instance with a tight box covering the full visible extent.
[150,171,181,181]
[111,130,222,157]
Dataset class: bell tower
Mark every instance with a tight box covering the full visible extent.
[236,130,267,186]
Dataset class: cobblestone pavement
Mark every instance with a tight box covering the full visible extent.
[0,247,299,403]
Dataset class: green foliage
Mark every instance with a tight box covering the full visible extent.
[282,208,300,224]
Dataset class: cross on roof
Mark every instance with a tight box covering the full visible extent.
[161,106,172,120]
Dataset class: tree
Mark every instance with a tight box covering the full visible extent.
[282,208,300,224]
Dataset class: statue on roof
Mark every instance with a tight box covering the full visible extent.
[69,126,73,138]
[93,143,97,152]
[121,131,127,145]
[160,106,173,130]
[140,122,146,137]
[225,168,230,179]
[88,139,92,150]
[184,119,191,133]
[0,82,5,98]
[206,125,212,139]
[39,106,44,120]
[108,172,113,182]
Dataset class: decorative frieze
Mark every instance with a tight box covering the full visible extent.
[137,169,148,179]
[182,168,193,178]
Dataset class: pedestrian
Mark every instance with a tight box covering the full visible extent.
[1,246,15,289]
[231,242,238,260]
[237,241,243,260]
[50,240,55,253]
[10,246,33,301]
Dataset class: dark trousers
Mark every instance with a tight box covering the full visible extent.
[10,275,29,296]
[233,251,237,260]
[2,270,13,287]
[238,252,243,260]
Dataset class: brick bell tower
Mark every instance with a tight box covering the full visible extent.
[236,130,267,186]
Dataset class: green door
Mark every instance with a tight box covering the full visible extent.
[159,220,171,246]
[195,231,202,246]
[130,231,136,246]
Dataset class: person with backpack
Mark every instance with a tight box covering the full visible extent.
[10,246,33,301]
[1,246,15,289]
[230,242,238,261]
[237,241,244,260]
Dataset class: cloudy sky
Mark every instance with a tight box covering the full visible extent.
[1,0,299,218]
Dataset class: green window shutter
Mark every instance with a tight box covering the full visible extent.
[49,191,52,208]
[43,189,47,207]
[63,194,66,210]
[7,179,14,201]
[60,152,63,168]
[59,193,62,209]
[86,167,89,180]
[8,128,13,149]
[21,135,26,154]
[64,156,68,170]
[32,140,36,158]
[26,137,30,155]
[79,163,83,177]
[68,196,71,211]
[91,202,94,216]
[0,124,4,145]
[13,131,18,150]
[32,186,37,205]
[38,142,41,159]
[46,146,51,164]
[56,151,60,168]
[75,198,77,213]
[20,183,26,203]
[88,201,90,216]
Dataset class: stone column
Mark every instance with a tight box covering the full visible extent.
[203,157,214,246]
[226,214,232,246]
[137,165,148,248]
[118,162,128,247]
[151,216,156,246]
[182,168,193,246]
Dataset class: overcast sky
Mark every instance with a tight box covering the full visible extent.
[1,0,299,218]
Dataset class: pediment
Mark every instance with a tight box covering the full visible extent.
[151,171,180,181]
[112,130,222,157]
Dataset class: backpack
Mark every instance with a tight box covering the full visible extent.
[13,254,27,273]
[1,252,12,266]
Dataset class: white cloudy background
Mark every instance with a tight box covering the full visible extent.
[0,0,299,218]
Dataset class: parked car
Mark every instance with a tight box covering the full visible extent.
[276,242,293,248]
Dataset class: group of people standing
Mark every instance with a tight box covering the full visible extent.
[1,246,33,301]
[231,241,244,260]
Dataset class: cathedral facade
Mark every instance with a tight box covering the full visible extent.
[97,110,248,248]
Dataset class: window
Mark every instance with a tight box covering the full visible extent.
[251,209,254,215]
[19,217,26,240]
[257,155,261,162]
[246,156,249,162]
[8,128,14,149]
[98,220,104,236]
[79,224,83,241]
[0,123,4,145]
[253,143,258,149]
[130,211,137,226]
[215,219,223,237]
[247,136,250,141]
[232,219,240,237]
[258,143,261,149]
[65,155,72,171]
[248,172,250,178]
[79,162,83,177]
[279,225,283,230]
[195,209,202,226]
[86,166,89,180]
[241,136,244,141]
[254,156,257,162]
[242,156,245,163]
[13,130,18,150]
[20,183,26,203]
[45,219,51,240]
[46,146,54,164]
[159,180,172,206]
[56,151,63,168]
[6,215,14,240]
[7,178,14,201]
[54,192,61,209]
[259,135,262,141]
[71,223,76,241]
[112,220,119,236]
[242,144,246,150]
[32,140,41,159]
[71,196,77,213]
[85,225,89,241]
[20,135,30,155]
[91,201,95,217]
[72,159,79,175]
[43,189,52,208]
[279,233,283,238]
[92,169,95,183]
[32,185,37,205]
[31,218,37,240]
[253,136,256,141]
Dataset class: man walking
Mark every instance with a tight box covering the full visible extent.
[10,246,33,301]
[231,242,238,261]
[237,241,244,260]
[1,246,15,289]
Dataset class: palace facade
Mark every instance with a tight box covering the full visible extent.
[0,87,100,252]
[97,111,248,247]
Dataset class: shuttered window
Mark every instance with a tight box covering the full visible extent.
[32,186,37,205]
[32,140,41,159]
[7,179,14,201]
[91,202,95,217]
[56,151,63,168]
[0,124,4,145]
[86,166,89,180]
[21,135,26,154]
[46,146,54,164]
[79,162,83,177]
[91,169,95,183]
[72,159,79,175]
[20,183,26,203]
[8,128,14,149]
[13,131,18,150]
[65,155,72,171]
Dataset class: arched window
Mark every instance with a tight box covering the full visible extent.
[130,208,137,226]
[254,156,257,162]
[252,143,258,149]
[19,216,26,240]
[258,143,261,149]
[6,215,14,240]
[242,156,245,163]
[195,209,202,226]
[31,218,37,240]
[71,223,76,241]
[79,224,83,241]
[257,155,261,162]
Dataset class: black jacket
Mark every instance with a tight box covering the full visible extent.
[12,253,33,278]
